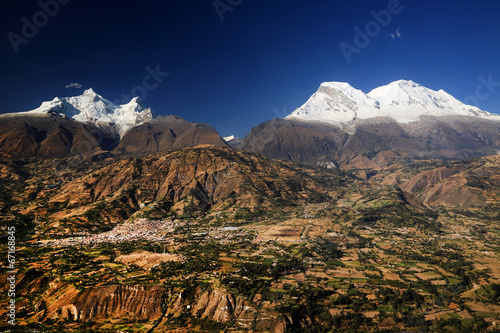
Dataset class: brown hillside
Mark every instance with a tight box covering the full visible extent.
[400,155,500,207]
[29,145,342,230]
[114,115,228,155]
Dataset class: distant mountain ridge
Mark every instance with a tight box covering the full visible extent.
[286,80,499,125]
[2,81,500,166]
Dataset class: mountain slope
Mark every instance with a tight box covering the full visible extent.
[0,114,117,160]
[114,115,228,155]
[240,115,500,170]
[238,118,348,164]
[400,155,500,207]
[22,145,346,232]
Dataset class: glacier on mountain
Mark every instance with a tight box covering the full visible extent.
[22,88,155,136]
[286,80,498,125]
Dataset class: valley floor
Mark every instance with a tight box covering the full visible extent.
[1,149,500,332]
[2,203,500,332]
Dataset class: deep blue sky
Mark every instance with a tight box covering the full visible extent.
[1,0,500,138]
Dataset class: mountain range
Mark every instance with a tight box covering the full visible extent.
[237,80,500,170]
[1,80,499,170]
[286,80,497,125]
[21,88,155,137]
[0,89,227,160]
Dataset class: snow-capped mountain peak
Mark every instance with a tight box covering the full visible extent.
[368,80,445,108]
[286,81,379,124]
[23,89,155,136]
[83,87,97,95]
[286,80,498,124]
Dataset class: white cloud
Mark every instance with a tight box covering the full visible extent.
[388,28,402,40]
[65,82,82,89]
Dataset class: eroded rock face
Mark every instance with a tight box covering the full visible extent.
[340,155,382,171]
[193,289,241,322]
[191,289,288,332]
[400,167,461,193]
[420,178,486,207]
[46,284,168,321]
[400,156,500,207]
[43,284,288,332]
[402,172,486,207]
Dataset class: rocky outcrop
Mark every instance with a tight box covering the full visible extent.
[192,289,246,323]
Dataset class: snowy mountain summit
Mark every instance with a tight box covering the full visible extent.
[23,88,155,136]
[286,80,498,125]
